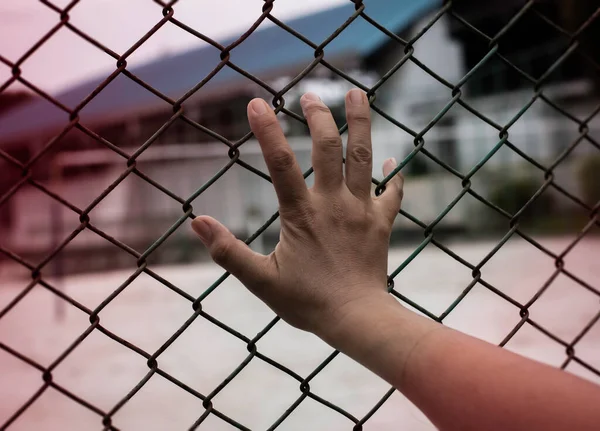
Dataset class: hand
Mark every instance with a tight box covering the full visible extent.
[191,89,404,338]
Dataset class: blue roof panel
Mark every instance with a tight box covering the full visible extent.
[0,0,440,142]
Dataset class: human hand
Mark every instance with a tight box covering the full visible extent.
[192,89,404,339]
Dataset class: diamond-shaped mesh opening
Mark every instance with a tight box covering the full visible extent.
[200,272,277,340]
[570,316,600,374]
[86,171,183,253]
[157,312,251,398]
[309,352,391,419]
[209,357,302,430]
[50,329,152,412]
[503,321,567,367]
[389,242,476,316]
[0,285,89,368]
[1,1,599,430]
[19,24,117,97]
[109,373,204,430]
[476,235,558,304]
[444,281,522,344]
[3,384,102,431]
[90,270,195,353]
[272,395,357,431]
[0,4,58,65]
[360,390,433,430]
[256,320,332,377]
[527,273,600,342]
[0,346,44,426]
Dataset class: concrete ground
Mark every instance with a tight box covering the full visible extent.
[1,236,599,430]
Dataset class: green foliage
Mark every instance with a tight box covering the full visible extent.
[578,155,600,207]
[404,152,431,177]
[489,175,554,223]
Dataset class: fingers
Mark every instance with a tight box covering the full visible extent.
[344,89,372,200]
[247,99,308,211]
[375,158,404,224]
[300,93,343,192]
[192,216,272,283]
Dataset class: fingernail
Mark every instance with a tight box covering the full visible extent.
[249,99,268,115]
[390,157,397,166]
[192,218,212,244]
[300,92,320,110]
[348,89,364,105]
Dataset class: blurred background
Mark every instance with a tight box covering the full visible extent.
[0,0,599,430]
[0,0,599,273]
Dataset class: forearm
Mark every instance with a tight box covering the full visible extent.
[321,293,442,388]
[322,294,600,431]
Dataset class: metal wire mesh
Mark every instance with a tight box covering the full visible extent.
[0,0,599,429]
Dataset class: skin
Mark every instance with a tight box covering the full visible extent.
[191,89,600,430]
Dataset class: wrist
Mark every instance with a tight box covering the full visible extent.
[316,290,443,389]
[318,291,401,347]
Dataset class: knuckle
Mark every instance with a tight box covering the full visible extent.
[283,204,316,231]
[348,110,371,126]
[319,134,342,150]
[345,211,369,230]
[348,145,372,165]
[267,149,295,172]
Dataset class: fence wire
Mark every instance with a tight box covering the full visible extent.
[0,0,599,429]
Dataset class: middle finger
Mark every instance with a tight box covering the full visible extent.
[300,93,344,192]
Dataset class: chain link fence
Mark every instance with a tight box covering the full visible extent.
[1,0,599,429]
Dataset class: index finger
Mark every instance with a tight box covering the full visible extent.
[247,99,309,211]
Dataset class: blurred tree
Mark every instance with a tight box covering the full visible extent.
[555,0,600,92]
[578,155,600,207]
[449,0,599,93]
[489,175,555,224]
[404,152,431,177]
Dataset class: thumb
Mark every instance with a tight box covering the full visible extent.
[191,216,271,283]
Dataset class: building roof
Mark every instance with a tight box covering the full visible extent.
[0,0,439,142]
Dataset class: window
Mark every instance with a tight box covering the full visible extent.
[59,128,97,152]
[157,116,190,145]
[6,142,31,163]
[139,112,172,146]
[435,116,459,170]
[199,96,252,141]
[98,122,129,147]
[1,142,30,228]
[62,162,108,179]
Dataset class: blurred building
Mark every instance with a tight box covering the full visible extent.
[0,0,598,273]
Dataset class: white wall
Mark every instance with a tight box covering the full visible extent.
[6,132,467,257]
[373,14,464,128]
